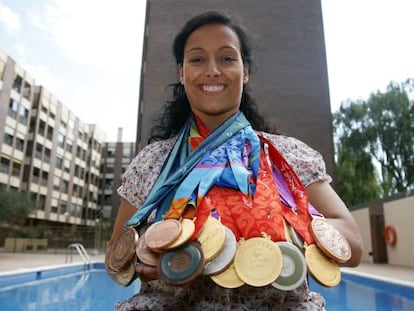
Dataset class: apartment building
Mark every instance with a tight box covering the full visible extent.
[0,51,107,230]
[99,128,136,221]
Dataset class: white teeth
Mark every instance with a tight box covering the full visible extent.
[202,85,224,92]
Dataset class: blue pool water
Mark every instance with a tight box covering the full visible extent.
[0,264,413,311]
[0,263,140,311]
[309,273,414,311]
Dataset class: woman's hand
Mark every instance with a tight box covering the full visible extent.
[135,262,160,282]
[306,181,363,267]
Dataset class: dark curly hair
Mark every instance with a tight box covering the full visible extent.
[149,11,277,143]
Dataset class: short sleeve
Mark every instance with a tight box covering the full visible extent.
[117,138,175,209]
[261,132,332,187]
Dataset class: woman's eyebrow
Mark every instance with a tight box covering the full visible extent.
[185,45,238,54]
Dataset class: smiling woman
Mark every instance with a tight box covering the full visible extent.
[178,23,249,130]
[106,10,362,311]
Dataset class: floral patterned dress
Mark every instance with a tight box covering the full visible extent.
[115,132,331,311]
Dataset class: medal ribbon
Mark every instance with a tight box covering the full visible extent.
[125,111,249,226]
[259,135,315,245]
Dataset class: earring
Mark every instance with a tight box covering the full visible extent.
[180,77,184,84]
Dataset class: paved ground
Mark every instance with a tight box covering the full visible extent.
[0,251,106,275]
[1,251,414,288]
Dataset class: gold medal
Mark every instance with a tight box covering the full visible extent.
[234,237,283,287]
[210,262,245,289]
[144,219,182,251]
[164,218,195,249]
[310,217,351,263]
[197,216,226,262]
[305,243,341,287]
[203,226,237,276]
[108,227,139,272]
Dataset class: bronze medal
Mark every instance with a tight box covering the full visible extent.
[135,234,161,267]
[105,253,137,287]
[310,217,351,263]
[305,243,341,287]
[158,242,204,285]
[197,216,226,262]
[164,218,195,249]
[108,227,139,272]
[234,237,283,287]
[144,219,182,251]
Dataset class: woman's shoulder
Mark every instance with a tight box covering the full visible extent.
[127,137,177,179]
[140,137,177,154]
[260,132,316,153]
[259,131,331,186]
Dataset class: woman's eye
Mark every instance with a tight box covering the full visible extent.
[189,57,203,63]
[221,56,237,62]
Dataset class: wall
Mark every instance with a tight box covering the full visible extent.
[383,196,414,266]
[351,194,414,268]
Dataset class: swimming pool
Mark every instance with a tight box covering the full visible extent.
[0,263,140,311]
[0,263,413,311]
[309,272,414,311]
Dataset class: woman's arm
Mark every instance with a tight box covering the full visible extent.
[109,198,137,244]
[306,180,363,267]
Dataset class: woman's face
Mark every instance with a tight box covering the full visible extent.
[179,23,249,129]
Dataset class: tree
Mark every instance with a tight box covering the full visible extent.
[0,189,37,227]
[333,79,414,205]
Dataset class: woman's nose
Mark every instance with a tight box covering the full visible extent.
[205,60,221,77]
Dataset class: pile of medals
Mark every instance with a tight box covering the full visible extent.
[105,214,351,289]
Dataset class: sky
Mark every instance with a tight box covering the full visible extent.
[0,0,413,142]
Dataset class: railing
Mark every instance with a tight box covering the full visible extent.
[65,243,91,265]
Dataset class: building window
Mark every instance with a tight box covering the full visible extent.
[53,176,60,190]
[22,81,32,100]
[38,120,46,137]
[35,143,43,160]
[62,179,69,193]
[63,159,70,173]
[32,167,40,184]
[66,140,72,153]
[41,171,48,186]
[8,99,18,119]
[12,74,22,93]
[57,132,65,148]
[11,161,21,177]
[59,201,67,214]
[3,132,13,146]
[68,119,75,132]
[44,147,51,162]
[47,125,54,141]
[18,106,28,125]
[0,157,10,174]
[15,137,24,151]
[38,194,46,210]
[56,156,63,169]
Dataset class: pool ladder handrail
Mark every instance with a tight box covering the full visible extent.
[66,243,91,265]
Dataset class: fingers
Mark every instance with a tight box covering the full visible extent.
[135,262,159,282]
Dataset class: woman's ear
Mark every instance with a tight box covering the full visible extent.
[178,65,184,84]
[243,65,249,84]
